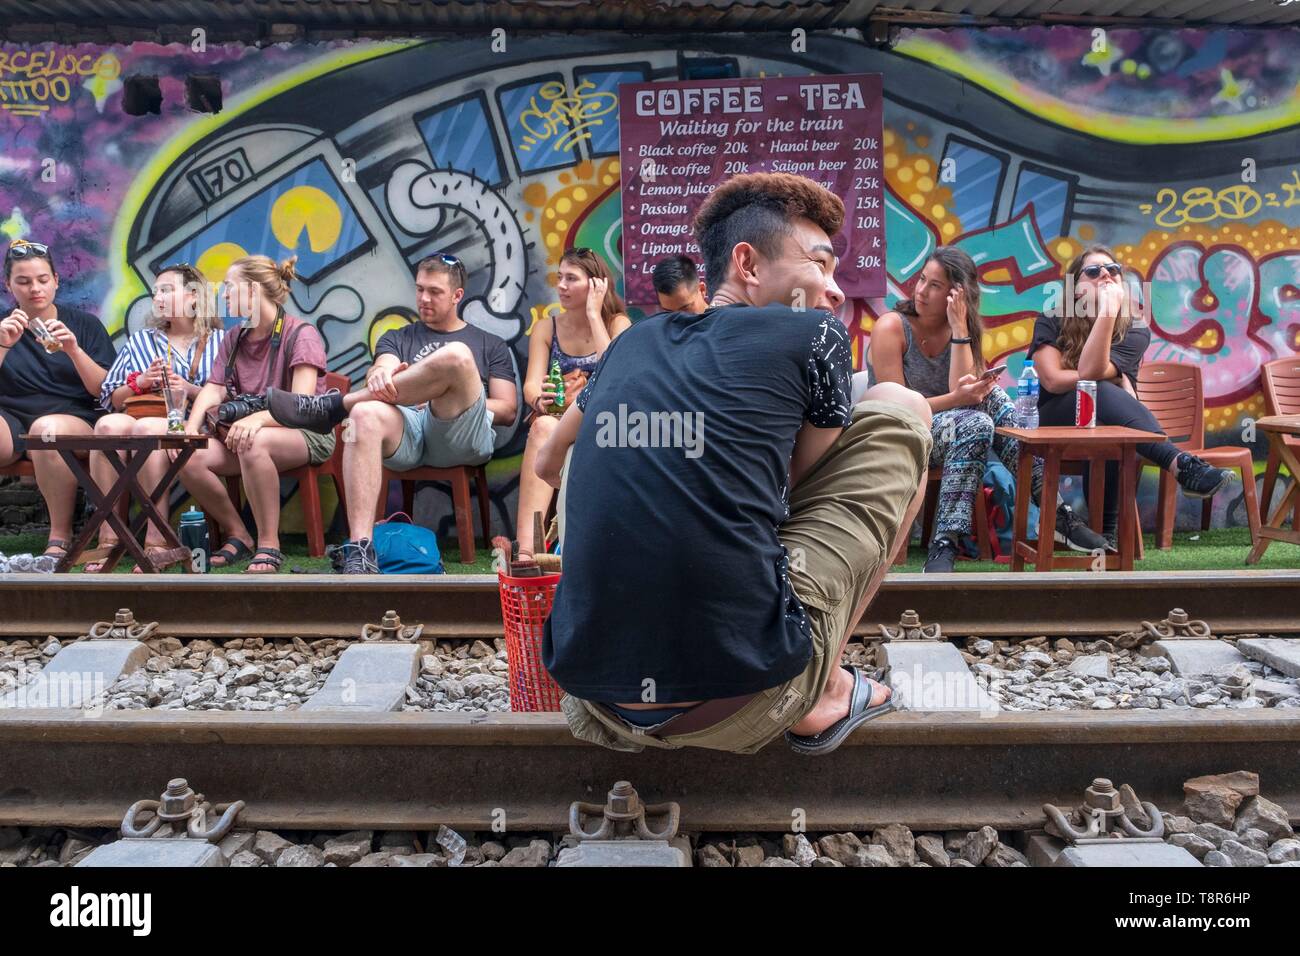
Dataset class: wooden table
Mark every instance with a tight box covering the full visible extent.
[22,433,209,573]
[1246,415,1300,564]
[995,425,1165,572]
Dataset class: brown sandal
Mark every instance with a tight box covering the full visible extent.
[246,548,283,574]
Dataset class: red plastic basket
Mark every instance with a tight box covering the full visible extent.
[497,570,565,712]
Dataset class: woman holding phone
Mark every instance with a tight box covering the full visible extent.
[1029,245,1231,551]
[867,246,1105,572]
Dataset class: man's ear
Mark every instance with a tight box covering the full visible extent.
[730,241,761,288]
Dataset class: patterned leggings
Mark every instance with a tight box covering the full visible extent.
[929,386,1044,542]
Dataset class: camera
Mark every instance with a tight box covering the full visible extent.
[216,392,269,423]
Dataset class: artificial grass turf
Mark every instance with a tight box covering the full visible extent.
[2,525,1295,575]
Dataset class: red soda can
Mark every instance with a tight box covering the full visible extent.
[1076,380,1098,427]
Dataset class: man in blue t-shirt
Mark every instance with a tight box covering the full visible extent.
[537,173,933,756]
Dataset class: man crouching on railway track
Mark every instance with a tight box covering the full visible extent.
[536,172,932,756]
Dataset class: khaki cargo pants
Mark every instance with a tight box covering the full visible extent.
[555,399,932,755]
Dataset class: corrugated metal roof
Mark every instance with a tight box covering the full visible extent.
[0,0,1296,29]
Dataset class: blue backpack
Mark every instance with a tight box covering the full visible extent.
[957,459,1040,559]
[371,514,445,574]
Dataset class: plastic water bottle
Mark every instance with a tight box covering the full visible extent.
[179,507,210,572]
[1016,361,1040,429]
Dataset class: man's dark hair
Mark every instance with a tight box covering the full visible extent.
[414,254,466,292]
[651,255,699,296]
[692,173,844,294]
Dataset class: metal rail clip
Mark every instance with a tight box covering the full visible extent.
[879,609,942,642]
[360,610,424,643]
[121,778,245,844]
[83,607,159,644]
[1042,778,1164,845]
[569,781,680,842]
[1116,608,1213,650]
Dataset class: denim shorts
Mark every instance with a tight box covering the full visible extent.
[383,390,495,472]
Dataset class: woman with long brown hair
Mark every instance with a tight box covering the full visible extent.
[868,246,1105,571]
[515,246,631,558]
[1029,244,1231,550]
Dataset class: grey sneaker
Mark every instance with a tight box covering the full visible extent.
[266,387,346,434]
[1055,504,1108,553]
[338,538,379,574]
[1175,452,1233,499]
[923,536,958,573]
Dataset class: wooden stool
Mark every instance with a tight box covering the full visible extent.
[996,425,1163,572]
[374,464,491,564]
[1246,415,1300,564]
[22,432,208,573]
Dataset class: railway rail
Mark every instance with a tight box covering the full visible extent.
[1,569,1298,839]
[1,708,1296,833]
[2,570,1298,639]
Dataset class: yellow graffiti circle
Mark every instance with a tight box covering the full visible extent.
[271,186,342,253]
[196,242,249,284]
[369,312,412,355]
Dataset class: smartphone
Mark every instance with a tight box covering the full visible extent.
[980,364,1008,381]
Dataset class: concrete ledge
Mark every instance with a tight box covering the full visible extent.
[556,840,689,867]
[301,643,420,713]
[77,839,225,867]
[883,642,997,713]
[0,640,148,710]
[1146,640,1245,678]
[1237,639,1300,679]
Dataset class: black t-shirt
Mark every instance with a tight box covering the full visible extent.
[0,305,115,430]
[543,304,854,702]
[1027,312,1151,405]
[374,320,513,396]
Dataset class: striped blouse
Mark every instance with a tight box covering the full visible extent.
[99,326,227,411]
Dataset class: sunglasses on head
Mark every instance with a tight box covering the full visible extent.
[1081,263,1122,279]
[564,247,593,257]
[5,240,50,261]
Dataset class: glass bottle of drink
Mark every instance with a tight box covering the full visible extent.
[548,360,565,416]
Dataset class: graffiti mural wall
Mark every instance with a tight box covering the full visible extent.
[1,27,1297,537]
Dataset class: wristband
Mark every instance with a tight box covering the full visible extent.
[950,336,973,345]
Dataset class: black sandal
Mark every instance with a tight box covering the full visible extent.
[247,548,284,574]
[785,667,895,757]
[42,538,70,559]
[209,538,253,569]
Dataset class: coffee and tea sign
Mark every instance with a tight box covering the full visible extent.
[618,73,885,308]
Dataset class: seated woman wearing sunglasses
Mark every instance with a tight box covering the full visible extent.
[515,247,630,559]
[0,240,115,560]
[84,264,227,572]
[1029,245,1232,551]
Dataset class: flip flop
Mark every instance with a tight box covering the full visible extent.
[785,667,896,757]
[246,548,284,574]
[209,538,253,569]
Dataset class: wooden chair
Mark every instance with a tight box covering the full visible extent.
[1135,362,1260,550]
[373,463,491,564]
[221,372,351,558]
[893,466,995,566]
[1260,356,1300,531]
[0,460,35,478]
